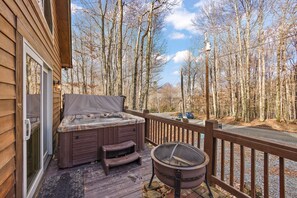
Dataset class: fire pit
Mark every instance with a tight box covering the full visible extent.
[149,142,213,198]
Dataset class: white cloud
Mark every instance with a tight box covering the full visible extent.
[169,32,186,40]
[172,70,180,75]
[71,3,83,14]
[173,50,193,63]
[194,0,207,8]
[164,2,197,34]
[155,54,174,63]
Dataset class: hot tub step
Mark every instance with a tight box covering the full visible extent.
[102,152,142,175]
[102,140,136,152]
[102,141,142,175]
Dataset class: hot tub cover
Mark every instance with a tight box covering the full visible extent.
[63,94,125,116]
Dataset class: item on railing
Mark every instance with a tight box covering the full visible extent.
[148,142,213,198]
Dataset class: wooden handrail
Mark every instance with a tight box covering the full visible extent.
[213,129,297,161]
[125,109,297,198]
[125,109,205,133]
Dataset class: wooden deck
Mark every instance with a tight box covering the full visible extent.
[38,144,152,197]
[38,144,222,198]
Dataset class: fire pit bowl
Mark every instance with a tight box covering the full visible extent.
[149,142,212,198]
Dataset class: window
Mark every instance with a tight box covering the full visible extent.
[37,0,53,33]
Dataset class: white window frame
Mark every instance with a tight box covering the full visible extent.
[37,0,54,36]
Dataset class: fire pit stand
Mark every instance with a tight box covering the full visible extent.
[148,142,213,198]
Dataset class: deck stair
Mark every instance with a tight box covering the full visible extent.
[102,140,142,175]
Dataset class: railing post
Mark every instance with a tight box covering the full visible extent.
[204,120,218,185]
[182,118,189,123]
[143,109,150,139]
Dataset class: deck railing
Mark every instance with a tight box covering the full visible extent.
[125,109,297,198]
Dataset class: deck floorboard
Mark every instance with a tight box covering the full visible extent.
[39,144,222,198]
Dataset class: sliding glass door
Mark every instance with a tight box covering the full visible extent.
[23,42,53,198]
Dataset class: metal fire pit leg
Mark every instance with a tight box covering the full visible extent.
[205,168,213,198]
[148,160,155,188]
[174,169,181,198]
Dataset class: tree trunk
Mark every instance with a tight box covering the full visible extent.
[276,34,284,121]
[235,55,239,120]
[132,15,144,109]
[138,21,150,110]
[181,68,185,114]
[233,0,246,121]
[117,0,123,95]
[212,35,218,118]
[186,57,192,112]
[143,1,154,110]
[107,3,118,95]
[99,1,108,95]
[258,1,265,121]
[244,1,251,122]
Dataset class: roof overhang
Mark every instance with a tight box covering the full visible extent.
[56,0,72,68]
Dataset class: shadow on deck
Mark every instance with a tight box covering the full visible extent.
[37,144,228,198]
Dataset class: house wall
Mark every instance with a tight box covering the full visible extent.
[0,0,63,197]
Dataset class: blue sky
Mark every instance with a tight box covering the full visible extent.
[160,0,206,86]
[71,0,207,86]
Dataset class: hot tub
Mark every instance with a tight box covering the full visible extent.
[57,95,145,168]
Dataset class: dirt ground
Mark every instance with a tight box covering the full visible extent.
[202,115,297,133]
[169,112,297,133]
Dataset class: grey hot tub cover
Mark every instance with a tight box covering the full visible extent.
[63,94,125,116]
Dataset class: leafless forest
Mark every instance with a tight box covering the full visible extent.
[63,0,297,123]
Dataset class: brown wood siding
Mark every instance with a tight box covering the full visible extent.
[0,0,68,196]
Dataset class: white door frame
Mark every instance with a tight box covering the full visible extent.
[42,65,53,165]
[23,40,53,198]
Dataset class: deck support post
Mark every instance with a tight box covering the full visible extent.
[204,120,218,186]
[143,109,150,139]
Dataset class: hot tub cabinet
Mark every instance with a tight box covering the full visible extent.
[58,123,144,168]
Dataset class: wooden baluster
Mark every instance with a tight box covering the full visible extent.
[251,149,255,198]
[264,153,269,198]
[230,142,234,186]
[155,120,158,144]
[178,127,181,142]
[191,131,194,146]
[151,120,153,140]
[160,122,163,144]
[169,124,172,142]
[165,123,168,143]
[213,136,217,177]
[221,139,225,181]
[152,120,157,143]
[174,126,176,141]
[151,120,154,143]
[158,121,161,145]
[240,145,245,192]
[148,119,153,140]
[160,121,162,144]
[155,120,157,144]
[186,129,189,144]
[163,122,166,143]
[175,126,177,142]
[197,133,201,149]
[279,157,285,198]
[182,128,185,143]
